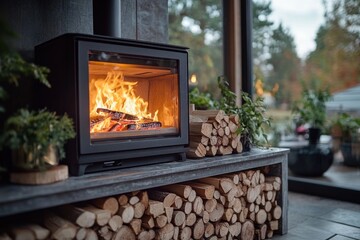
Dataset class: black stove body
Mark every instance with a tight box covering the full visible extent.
[36,33,189,176]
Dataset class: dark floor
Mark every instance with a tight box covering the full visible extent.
[288,158,360,203]
[273,191,360,240]
[318,162,360,190]
[274,153,360,240]
[290,158,360,191]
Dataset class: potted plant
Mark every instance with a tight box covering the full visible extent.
[331,113,360,166]
[0,21,76,183]
[1,108,75,169]
[291,86,332,144]
[189,87,216,110]
[216,76,270,151]
[237,92,270,150]
[289,85,333,176]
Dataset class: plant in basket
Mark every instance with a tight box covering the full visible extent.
[0,17,50,178]
[289,84,334,176]
[216,76,270,151]
[291,85,331,144]
[1,108,75,171]
[0,19,76,183]
[0,54,52,181]
[331,113,360,167]
[237,92,270,151]
[189,87,216,110]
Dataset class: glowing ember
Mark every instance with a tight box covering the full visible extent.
[89,71,159,133]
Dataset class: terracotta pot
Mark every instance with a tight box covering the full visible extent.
[331,124,343,138]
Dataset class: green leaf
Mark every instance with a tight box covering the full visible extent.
[214,76,271,147]
[0,108,76,169]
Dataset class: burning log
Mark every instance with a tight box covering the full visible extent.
[90,116,108,129]
[126,121,162,130]
[91,107,162,132]
[96,108,139,121]
[108,122,125,132]
[107,121,163,132]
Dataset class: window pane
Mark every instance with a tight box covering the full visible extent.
[252,0,360,146]
[168,0,223,95]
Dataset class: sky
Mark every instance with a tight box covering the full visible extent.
[268,0,327,59]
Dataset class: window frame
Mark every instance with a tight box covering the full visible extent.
[223,0,253,104]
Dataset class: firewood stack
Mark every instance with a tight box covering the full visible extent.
[1,169,282,240]
[188,109,243,158]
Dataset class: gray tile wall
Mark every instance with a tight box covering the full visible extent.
[0,0,168,57]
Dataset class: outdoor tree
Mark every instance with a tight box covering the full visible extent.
[169,0,359,109]
[304,0,360,92]
[168,0,223,95]
[252,0,273,87]
[267,23,302,106]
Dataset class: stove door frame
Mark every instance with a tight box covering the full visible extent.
[77,40,188,155]
[35,34,189,175]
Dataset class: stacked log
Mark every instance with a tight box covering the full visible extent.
[188,109,243,158]
[0,169,282,240]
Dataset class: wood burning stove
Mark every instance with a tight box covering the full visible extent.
[35,34,189,175]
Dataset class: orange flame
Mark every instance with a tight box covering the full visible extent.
[89,71,158,132]
[91,117,111,133]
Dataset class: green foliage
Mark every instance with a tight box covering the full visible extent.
[168,0,223,96]
[0,17,50,113]
[214,77,235,113]
[0,109,75,170]
[0,17,16,54]
[253,1,302,105]
[216,76,271,146]
[237,92,271,146]
[253,0,273,85]
[292,85,332,129]
[0,53,50,87]
[331,113,360,141]
[252,0,273,62]
[0,53,50,113]
[0,16,61,173]
[216,76,237,114]
[267,23,302,104]
[189,87,215,110]
[304,0,360,92]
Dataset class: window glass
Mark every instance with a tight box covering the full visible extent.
[168,0,223,96]
[252,0,360,145]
